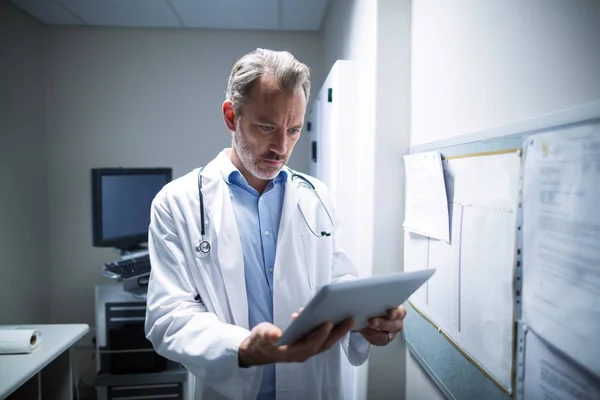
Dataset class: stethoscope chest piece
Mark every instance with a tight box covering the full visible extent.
[194,238,211,257]
[197,240,211,254]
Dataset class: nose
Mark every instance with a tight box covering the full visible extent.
[270,129,288,155]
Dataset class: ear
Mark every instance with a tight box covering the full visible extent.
[222,100,236,131]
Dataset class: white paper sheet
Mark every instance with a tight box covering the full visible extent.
[524,328,600,400]
[403,151,450,242]
[459,205,517,390]
[448,152,522,209]
[523,122,600,378]
[404,231,430,310]
[427,203,462,333]
[450,152,520,391]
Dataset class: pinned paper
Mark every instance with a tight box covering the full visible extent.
[403,151,450,242]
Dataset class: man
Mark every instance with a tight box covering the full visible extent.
[145,48,407,399]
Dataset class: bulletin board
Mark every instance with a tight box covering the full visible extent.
[402,102,600,400]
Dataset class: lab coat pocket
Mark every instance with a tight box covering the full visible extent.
[301,233,316,291]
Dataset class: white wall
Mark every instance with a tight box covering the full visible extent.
[0,1,51,324]
[412,0,600,145]
[405,352,445,400]
[45,26,324,326]
[321,1,376,398]
[321,0,413,398]
[369,0,412,398]
[407,0,600,399]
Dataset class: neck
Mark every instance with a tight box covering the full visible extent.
[229,147,270,194]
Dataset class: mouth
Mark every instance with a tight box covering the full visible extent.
[262,159,284,168]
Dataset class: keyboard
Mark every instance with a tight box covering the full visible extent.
[105,253,151,278]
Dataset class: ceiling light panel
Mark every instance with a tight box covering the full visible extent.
[59,0,182,27]
[9,0,84,25]
[170,0,279,30]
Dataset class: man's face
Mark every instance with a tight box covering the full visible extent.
[232,76,306,181]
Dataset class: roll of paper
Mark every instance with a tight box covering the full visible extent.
[0,329,42,354]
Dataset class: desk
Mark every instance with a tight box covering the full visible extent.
[0,324,89,400]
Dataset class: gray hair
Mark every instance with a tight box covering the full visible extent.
[225,48,311,117]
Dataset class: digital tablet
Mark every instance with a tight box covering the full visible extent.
[276,268,435,346]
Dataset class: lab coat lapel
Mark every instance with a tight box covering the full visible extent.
[201,164,249,329]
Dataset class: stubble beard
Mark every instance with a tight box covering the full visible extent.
[233,124,284,180]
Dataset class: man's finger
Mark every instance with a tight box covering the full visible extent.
[369,307,406,332]
[319,318,354,352]
[290,307,305,321]
[387,305,407,320]
[369,311,400,329]
[371,318,404,333]
[257,323,283,345]
[360,327,395,346]
[284,322,333,361]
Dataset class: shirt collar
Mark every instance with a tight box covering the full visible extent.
[218,148,289,187]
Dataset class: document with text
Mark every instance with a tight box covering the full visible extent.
[523,121,600,378]
[403,151,450,242]
[524,328,600,400]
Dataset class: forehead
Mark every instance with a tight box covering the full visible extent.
[243,75,306,122]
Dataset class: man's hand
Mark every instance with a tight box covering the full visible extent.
[238,316,355,367]
[358,305,407,346]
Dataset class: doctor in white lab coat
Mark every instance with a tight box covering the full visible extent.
[145,48,407,400]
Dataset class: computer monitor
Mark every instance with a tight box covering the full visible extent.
[91,168,172,253]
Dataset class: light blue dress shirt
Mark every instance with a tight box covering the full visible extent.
[220,158,288,400]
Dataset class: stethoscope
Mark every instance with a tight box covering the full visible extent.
[195,167,334,255]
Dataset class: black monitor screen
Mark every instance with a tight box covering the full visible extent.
[92,168,172,251]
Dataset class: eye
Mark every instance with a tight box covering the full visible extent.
[288,128,301,135]
[259,125,274,132]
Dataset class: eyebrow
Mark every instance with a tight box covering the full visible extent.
[256,120,304,129]
[256,119,276,126]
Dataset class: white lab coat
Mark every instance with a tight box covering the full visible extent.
[145,150,371,400]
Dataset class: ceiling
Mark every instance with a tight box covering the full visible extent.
[9,0,332,31]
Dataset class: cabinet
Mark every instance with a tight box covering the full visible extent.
[94,284,192,400]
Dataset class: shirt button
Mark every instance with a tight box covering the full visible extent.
[264,230,269,236]
[269,267,273,273]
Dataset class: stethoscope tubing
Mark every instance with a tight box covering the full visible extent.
[195,166,333,255]
[197,167,211,254]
